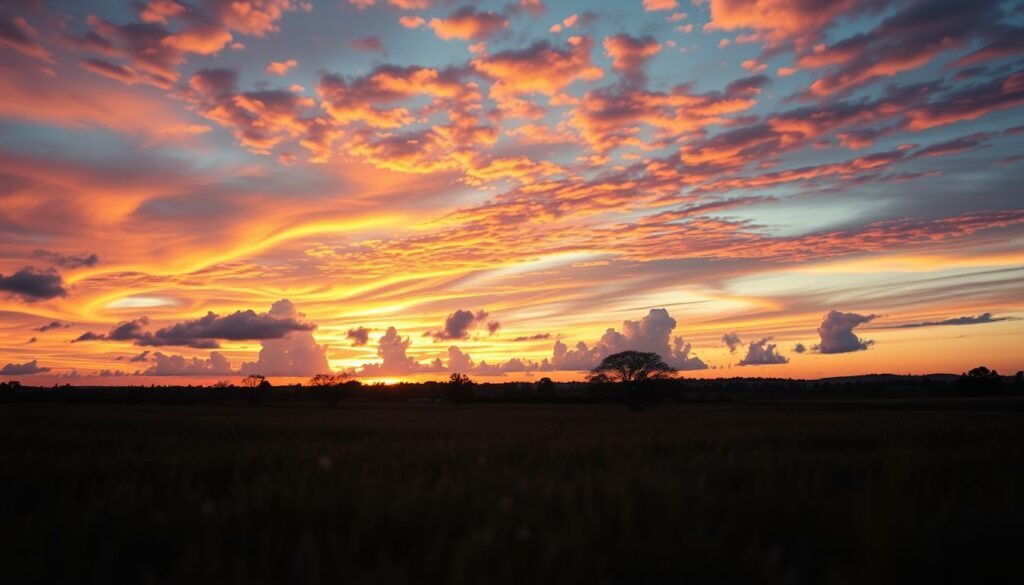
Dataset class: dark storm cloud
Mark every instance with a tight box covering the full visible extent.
[0,267,67,301]
[72,308,314,349]
[346,326,370,346]
[427,309,493,340]
[146,310,313,345]
[0,360,50,375]
[33,249,100,268]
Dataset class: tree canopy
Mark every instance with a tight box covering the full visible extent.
[588,351,676,385]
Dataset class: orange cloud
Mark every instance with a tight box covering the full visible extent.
[472,36,603,116]
[643,0,678,11]
[429,7,508,41]
[399,16,425,28]
[706,0,867,47]
[266,59,298,75]
[603,34,662,83]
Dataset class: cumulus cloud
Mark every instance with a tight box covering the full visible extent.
[884,312,1015,329]
[793,342,807,353]
[35,320,68,332]
[0,360,50,375]
[359,326,429,376]
[426,309,495,340]
[145,351,234,376]
[705,0,878,47]
[429,7,508,41]
[71,0,299,89]
[472,36,603,116]
[435,345,539,376]
[722,331,742,353]
[399,16,425,28]
[356,327,530,378]
[815,310,877,354]
[32,250,100,268]
[797,0,1016,97]
[551,308,707,371]
[239,300,330,376]
[445,345,473,373]
[354,310,706,378]
[187,67,335,161]
[602,34,661,84]
[737,337,789,365]
[0,267,67,301]
[346,326,370,346]
[73,301,314,348]
[265,58,297,75]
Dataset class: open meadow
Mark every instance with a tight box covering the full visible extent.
[2,398,1023,584]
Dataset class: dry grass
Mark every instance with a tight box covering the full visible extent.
[1,399,1022,584]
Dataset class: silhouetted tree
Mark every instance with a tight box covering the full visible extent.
[589,351,676,411]
[537,376,556,398]
[241,374,265,389]
[958,366,1002,395]
[446,373,474,406]
[0,380,20,402]
[308,372,351,408]
[241,374,269,405]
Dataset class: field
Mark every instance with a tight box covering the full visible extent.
[2,399,1023,584]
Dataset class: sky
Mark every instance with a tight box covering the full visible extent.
[0,0,1022,385]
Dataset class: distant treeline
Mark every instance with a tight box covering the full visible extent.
[2,369,1022,406]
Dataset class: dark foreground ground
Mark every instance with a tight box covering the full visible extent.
[2,399,1023,584]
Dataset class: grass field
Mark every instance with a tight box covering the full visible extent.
[2,399,1023,584]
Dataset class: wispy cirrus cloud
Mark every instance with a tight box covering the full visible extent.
[881,312,1016,329]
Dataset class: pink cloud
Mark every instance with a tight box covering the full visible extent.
[265,58,297,75]
[399,15,425,28]
[429,7,508,41]
[603,34,662,83]
[643,0,678,11]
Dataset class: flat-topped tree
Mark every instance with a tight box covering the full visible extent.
[588,351,676,411]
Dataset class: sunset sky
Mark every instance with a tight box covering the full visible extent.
[1,0,1022,385]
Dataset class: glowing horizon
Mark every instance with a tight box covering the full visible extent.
[1,0,1023,385]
